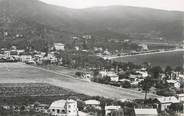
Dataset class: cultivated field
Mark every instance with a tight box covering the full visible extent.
[0,63,157,99]
[0,83,77,97]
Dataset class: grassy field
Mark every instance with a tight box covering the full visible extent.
[0,63,157,99]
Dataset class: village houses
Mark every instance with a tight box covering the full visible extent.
[99,71,119,82]
[156,96,180,111]
[49,99,78,116]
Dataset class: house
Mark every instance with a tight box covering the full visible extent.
[166,80,181,89]
[54,43,65,51]
[99,71,108,77]
[119,79,131,83]
[178,74,184,80]
[136,70,148,78]
[84,100,101,110]
[129,74,142,82]
[105,105,123,116]
[35,104,48,113]
[134,108,158,116]
[107,72,119,82]
[75,46,80,51]
[129,73,143,86]
[19,55,33,62]
[82,73,93,81]
[103,49,111,55]
[49,99,78,116]
[85,100,100,105]
[2,105,11,110]
[139,43,148,51]
[47,54,58,63]
[78,111,94,116]
[82,35,92,40]
[99,71,119,82]
[72,36,84,50]
[177,94,184,102]
[17,50,25,55]
[157,96,180,111]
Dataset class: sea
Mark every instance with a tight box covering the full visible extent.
[113,50,184,68]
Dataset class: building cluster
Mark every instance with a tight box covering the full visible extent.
[87,67,149,88]
[0,99,124,116]
[0,44,61,65]
[2,94,184,116]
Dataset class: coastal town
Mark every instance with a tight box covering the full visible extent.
[0,0,184,116]
[0,34,184,116]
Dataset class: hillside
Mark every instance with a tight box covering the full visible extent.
[0,0,183,49]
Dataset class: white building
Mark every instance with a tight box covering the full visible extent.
[20,55,33,62]
[139,43,148,51]
[105,105,123,116]
[167,80,181,89]
[136,70,148,78]
[107,72,119,82]
[134,108,158,116]
[157,96,180,111]
[177,94,184,102]
[103,49,111,55]
[99,71,119,82]
[54,43,65,51]
[49,99,78,116]
[84,100,101,110]
[85,100,100,105]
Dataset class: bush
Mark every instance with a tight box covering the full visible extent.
[75,72,83,77]
[156,88,176,96]
[120,81,131,88]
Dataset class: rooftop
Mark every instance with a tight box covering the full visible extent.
[105,105,121,110]
[134,108,158,115]
[49,99,77,109]
[49,100,66,109]
[157,96,179,104]
[84,100,100,105]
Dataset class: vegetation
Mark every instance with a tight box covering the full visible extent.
[138,77,154,101]
[0,83,77,97]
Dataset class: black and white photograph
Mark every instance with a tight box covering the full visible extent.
[0,0,184,116]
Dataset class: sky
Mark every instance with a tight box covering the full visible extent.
[40,0,184,11]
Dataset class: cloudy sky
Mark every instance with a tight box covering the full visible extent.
[40,0,184,11]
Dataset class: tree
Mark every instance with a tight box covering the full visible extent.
[120,81,131,88]
[169,103,183,113]
[148,66,163,84]
[139,77,153,101]
[77,100,85,111]
[157,88,176,96]
[175,66,183,74]
[165,66,172,79]
[93,69,99,77]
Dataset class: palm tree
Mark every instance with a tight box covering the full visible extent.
[139,77,153,101]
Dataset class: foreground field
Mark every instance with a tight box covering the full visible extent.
[0,63,157,99]
[0,83,87,105]
[0,83,77,97]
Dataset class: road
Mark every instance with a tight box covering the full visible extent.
[103,48,184,60]
[0,63,157,100]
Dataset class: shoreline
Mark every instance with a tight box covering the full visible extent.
[102,48,184,60]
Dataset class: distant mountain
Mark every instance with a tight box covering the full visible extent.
[0,0,183,48]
